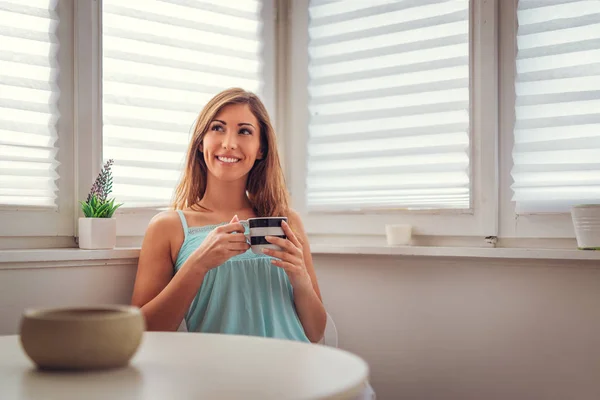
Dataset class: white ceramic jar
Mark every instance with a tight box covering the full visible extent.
[78,217,117,250]
[571,205,600,249]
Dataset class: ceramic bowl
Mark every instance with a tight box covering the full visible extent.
[19,305,145,371]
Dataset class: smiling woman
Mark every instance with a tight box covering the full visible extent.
[130,88,328,348]
[201,104,263,183]
[129,89,372,399]
[172,88,289,219]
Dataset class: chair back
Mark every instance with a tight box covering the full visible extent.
[320,312,338,347]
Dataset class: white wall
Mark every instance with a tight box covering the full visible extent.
[1,256,599,400]
[315,255,600,400]
[0,263,137,335]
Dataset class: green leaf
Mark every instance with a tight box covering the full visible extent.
[106,202,123,218]
[94,202,112,218]
[80,201,93,218]
[90,194,98,210]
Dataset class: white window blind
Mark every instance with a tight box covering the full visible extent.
[511,0,600,213]
[102,0,265,208]
[306,0,470,211]
[0,0,60,208]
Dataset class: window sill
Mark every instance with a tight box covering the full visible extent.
[1,243,599,267]
[0,248,140,268]
[310,244,600,261]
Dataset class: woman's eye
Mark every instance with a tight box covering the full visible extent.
[239,128,252,135]
[211,124,224,132]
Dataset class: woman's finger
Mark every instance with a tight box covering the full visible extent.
[228,248,249,255]
[281,221,302,249]
[262,247,297,263]
[264,236,300,257]
[270,258,298,273]
[228,242,250,251]
[264,235,288,248]
[227,233,248,243]
[220,222,246,234]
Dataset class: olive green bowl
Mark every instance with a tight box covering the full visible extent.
[19,305,145,371]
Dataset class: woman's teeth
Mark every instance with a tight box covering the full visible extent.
[217,156,240,163]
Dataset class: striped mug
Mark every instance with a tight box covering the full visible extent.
[240,217,287,255]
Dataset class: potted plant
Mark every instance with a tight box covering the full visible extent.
[571,204,600,250]
[78,159,123,249]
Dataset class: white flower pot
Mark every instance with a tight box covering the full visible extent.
[78,217,117,250]
[571,205,600,250]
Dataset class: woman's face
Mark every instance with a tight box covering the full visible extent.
[201,103,263,183]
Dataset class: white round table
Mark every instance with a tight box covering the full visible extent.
[0,332,369,400]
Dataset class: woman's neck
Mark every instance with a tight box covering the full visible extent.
[199,175,252,214]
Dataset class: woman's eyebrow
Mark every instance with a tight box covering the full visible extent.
[212,120,254,129]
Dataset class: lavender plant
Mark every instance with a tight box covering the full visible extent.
[80,159,123,218]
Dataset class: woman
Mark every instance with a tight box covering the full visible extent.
[131,88,327,343]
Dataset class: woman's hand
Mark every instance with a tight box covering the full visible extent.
[263,220,313,291]
[188,215,249,274]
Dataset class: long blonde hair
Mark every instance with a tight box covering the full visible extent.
[172,88,290,218]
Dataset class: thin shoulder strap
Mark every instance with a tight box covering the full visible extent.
[176,210,189,240]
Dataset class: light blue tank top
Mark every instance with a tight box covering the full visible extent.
[174,210,309,342]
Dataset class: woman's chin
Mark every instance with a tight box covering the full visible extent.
[209,170,250,183]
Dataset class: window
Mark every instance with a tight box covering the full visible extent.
[0,0,74,237]
[4,0,595,249]
[498,0,600,239]
[0,0,59,208]
[510,0,600,214]
[288,0,497,238]
[305,0,471,212]
[101,0,273,209]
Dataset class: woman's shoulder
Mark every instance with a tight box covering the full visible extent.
[145,210,184,236]
[286,208,308,242]
[287,208,305,227]
[150,210,182,225]
[141,211,187,265]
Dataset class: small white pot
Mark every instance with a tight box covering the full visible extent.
[385,224,412,246]
[571,205,600,250]
[78,217,117,250]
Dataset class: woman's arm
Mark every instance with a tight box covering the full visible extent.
[131,213,249,331]
[130,212,208,331]
[264,210,327,343]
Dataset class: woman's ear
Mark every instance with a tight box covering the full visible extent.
[198,143,203,153]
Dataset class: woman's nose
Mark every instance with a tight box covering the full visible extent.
[222,132,237,150]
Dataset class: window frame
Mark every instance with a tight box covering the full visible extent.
[0,0,76,238]
[73,0,279,238]
[1,0,580,246]
[285,0,499,238]
[497,0,576,239]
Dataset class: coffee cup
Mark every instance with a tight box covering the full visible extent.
[239,217,288,255]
